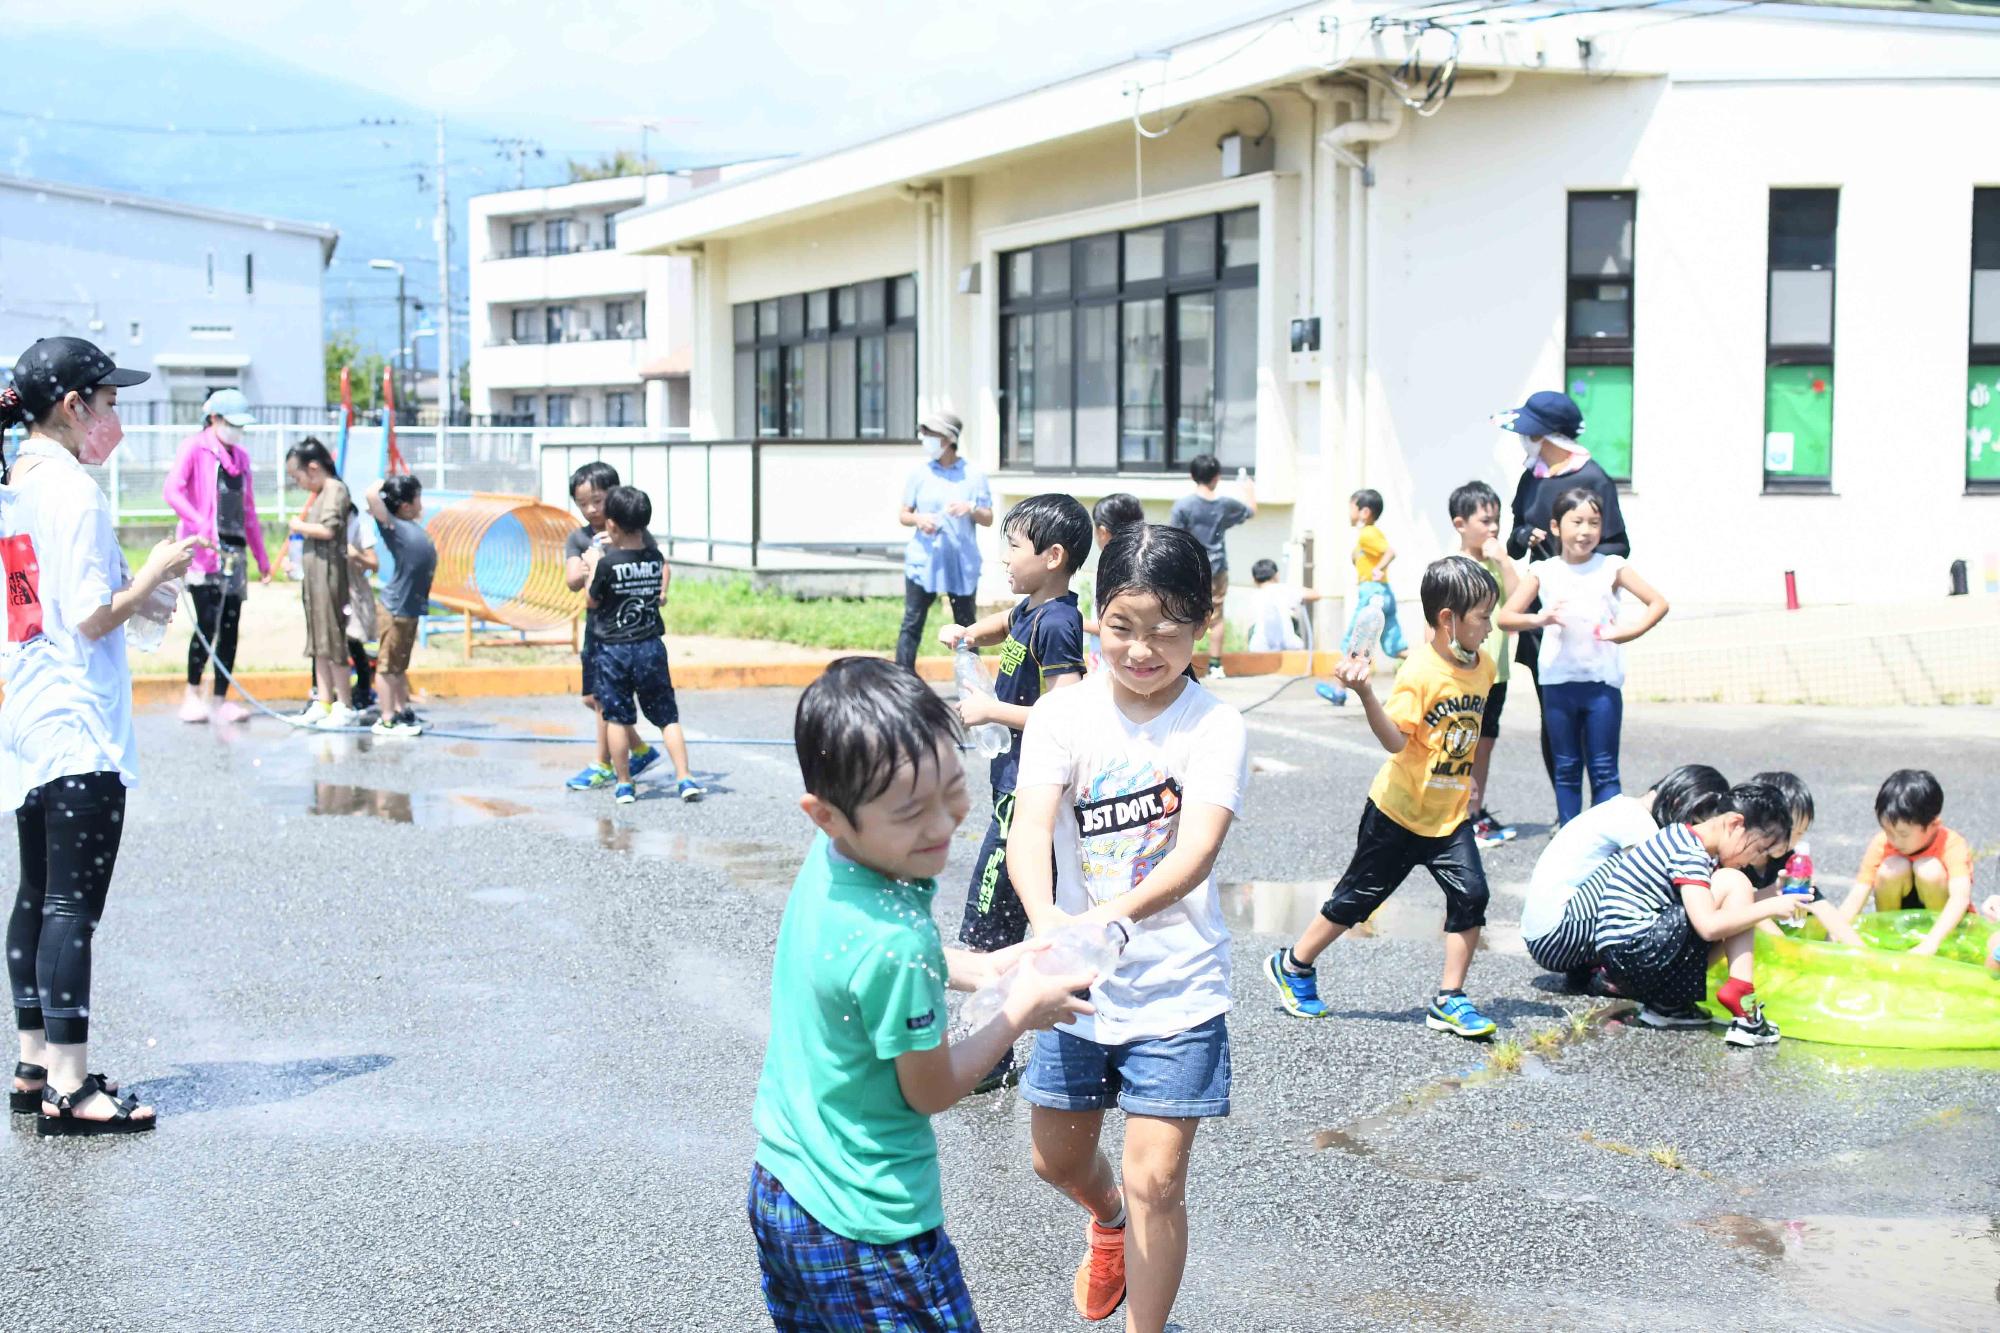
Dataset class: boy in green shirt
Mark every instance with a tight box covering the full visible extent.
[750,656,1093,1330]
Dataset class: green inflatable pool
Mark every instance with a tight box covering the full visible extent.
[1702,910,2000,1050]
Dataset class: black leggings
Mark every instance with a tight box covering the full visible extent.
[348,638,375,702]
[8,772,126,1045]
[186,583,244,694]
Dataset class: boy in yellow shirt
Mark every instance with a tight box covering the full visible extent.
[1319,489,1408,707]
[1270,555,1499,1039]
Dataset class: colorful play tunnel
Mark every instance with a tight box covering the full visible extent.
[381,490,581,633]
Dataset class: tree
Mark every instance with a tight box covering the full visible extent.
[323,330,393,411]
[324,328,362,403]
[567,150,658,182]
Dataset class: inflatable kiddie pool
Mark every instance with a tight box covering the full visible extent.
[1702,911,2000,1050]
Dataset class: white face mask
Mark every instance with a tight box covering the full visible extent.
[920,434,944,462]
[215,420,246,446]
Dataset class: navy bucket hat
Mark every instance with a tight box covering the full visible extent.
[1496,390,1584,439]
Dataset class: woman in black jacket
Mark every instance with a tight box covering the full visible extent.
[1500,391,1630,790]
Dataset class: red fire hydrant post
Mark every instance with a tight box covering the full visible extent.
[1784,570,1800,611]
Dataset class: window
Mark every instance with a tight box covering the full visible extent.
[510,223,534,257]
[510,309,535,344]
[605,391,635,427]
[1765,189,1838,490]
[1968,188,2000,490]
[545,219,571,255]
[730,273,917,438]
[245,253,254,296]
[1565,192,1635,482]
[128,321,142,344]
[605,300,640,339]
[205,250,215,296]
[546,393,573,427]
[512,394,536,424]
[1000,207,1257,472]
[603,212,618,249]
[545,305,574,344]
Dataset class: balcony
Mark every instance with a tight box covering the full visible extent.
[488,325,647,348]
[474,246,657,305]
[477,333,653,390]
[484,240,619,261]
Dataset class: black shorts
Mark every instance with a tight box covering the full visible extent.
[1480,681,1508,740]
[959,792,1036,954]
[1599,906,1710,1009]
[593,638,680,729]
[1320,799,1490,935]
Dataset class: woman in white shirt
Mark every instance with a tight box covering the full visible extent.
[0,337,201,1136]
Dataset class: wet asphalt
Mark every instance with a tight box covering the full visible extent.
[1,679,1997,1332]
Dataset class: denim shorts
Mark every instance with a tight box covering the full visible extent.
[593,637,679,728]
[1021,1014,1230,1119]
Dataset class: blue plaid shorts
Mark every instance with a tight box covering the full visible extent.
[747,1163,981,1332]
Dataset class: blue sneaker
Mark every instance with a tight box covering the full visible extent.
[676,778,706,803]
[1265,949,1328,1019]
[629,744,662,778]
[1315,681,1348,707]
[566,762,614,791]
[1426,993,1497,1040]
[614,782,637,805]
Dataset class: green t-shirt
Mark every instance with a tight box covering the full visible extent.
[1480,556,1511,683]
[753,834,951,1244]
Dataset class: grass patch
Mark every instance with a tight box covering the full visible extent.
[1647,1143,1686,1171]
[1485,1040,1525,1075]
[662,577,954,655]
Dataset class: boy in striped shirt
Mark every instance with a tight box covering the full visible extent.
[1591,782,1805,1046]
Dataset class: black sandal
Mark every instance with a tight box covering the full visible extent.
[37,1073,155,1138]
[11,1061,46,1114]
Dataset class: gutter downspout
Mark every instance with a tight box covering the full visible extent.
[901,183,943,412]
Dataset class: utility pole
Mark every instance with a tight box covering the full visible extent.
[436,111,454,432]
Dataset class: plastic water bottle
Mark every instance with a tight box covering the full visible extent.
[954,644,1011,759]
[1781,841,1814,896]
[959,918,1133,1032]
[1348,600,1385,660]
[285,532,304,581]
[125,578,181,653]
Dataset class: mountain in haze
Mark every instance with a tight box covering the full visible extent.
[0,28,760,369]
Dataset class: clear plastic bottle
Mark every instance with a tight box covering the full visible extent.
[953,643,1012,759]
[125,578,182,653]
[1781,840,1814,896]
[1347,600,1385,660]
[959,917,1133,1032]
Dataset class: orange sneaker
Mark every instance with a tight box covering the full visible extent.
[1072,1218,1127,1321]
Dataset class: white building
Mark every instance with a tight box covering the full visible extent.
[618,1,2000,613]
[469,171,731,431]
[0,174,337,421]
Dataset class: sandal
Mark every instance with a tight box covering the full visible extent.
[37,1072,155,1138]
[11,1061,46,1114]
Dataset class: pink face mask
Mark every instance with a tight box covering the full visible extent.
[76,400,124,465]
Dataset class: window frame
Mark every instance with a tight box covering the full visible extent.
[998,207,1258,475]
[1968,187,2000,494]
[1564,191,1637,485]
[1764,188,1840,494]
[731,274,917,440]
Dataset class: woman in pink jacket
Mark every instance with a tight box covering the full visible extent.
[163,389,272,723]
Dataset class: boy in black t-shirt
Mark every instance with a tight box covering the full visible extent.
[584,485,702,806]
[937,494,1090,1092]
[564,462,668,790]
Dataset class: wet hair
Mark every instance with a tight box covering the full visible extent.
[1096,524,1212,627]
[285,437,338,477]
[796,656,961,824]
[1875,768,1943,827]
[1722,782,1795,850]
[1092,492,1145,533]
[570,461,620,497]
[1648,764,1729,827]
[380,473,423,514]
[1420,554,1498,627]
[1748,770,1814,830]
[1350,488,1384,522]
[1448,480,1501,523]
[603,484,652,532]
[1251,558,1280,584]
[1004,493,1092,575]
[1188,454,1221,487]
[1551,487,1603,526]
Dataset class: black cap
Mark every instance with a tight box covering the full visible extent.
[6,336,150,420]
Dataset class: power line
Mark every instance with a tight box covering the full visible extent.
[0,108,405,137]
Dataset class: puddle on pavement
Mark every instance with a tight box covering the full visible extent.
[1220,881,1522,954]
[1696,1213,2000,1326]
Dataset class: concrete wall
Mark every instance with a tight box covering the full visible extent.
[0,181,328,410]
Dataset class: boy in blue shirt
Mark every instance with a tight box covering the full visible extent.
[751,657,1094,1331]
[938,494,1091,1091]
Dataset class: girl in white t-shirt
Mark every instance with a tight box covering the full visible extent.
[1498,487,1668,826]
[1008,523,1248,1331]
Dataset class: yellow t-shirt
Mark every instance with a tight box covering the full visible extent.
[1352,524,1388,584]
[1368,645,1496,838]
[1480,556,1511,684]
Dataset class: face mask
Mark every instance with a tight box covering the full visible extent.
[76,400,124,465]
[1442,614,1481,666]
[215,421,245,446]
[920,434,944,462]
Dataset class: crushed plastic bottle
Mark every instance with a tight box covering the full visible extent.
[1781,841,1814,896]
[124,578,181,653]
[960,917,1133,1032]
[953,643,1012,758]
[1347,600,1385,660]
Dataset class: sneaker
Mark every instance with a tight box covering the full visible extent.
[1471,812,1503,847]
[1071,1218,1127,1322]
[1205,661,1227,681]
[213,699,251,725]
[395,711,424,737]
[676,778,706,804]
[1315,681,1348,707]
[1724,1001,1781,1047]
[291,700,331,728]
[398,708,427,729]
[314,704,358,731]
[1639,1003,1713,1029]
[970,1050,1018,1096]
[565,763,614,791]
[1426,993,1497,1040]
[614,782,637,805]
[371,715,419,738]
[1482,809,1519,842]
[1584,968,1625,999]
[178,688,211,724]
[1264,949,1328,1019]
[629,744,662,778]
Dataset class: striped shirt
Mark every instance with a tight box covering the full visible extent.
[1525,856,1621,973]
[1593,823,1716,954]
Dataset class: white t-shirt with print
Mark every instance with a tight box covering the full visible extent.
[1246,583,1306,653]
[1521,794,1658,940]
[1015,672,1248,1045]
[1534,552,1626,686]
